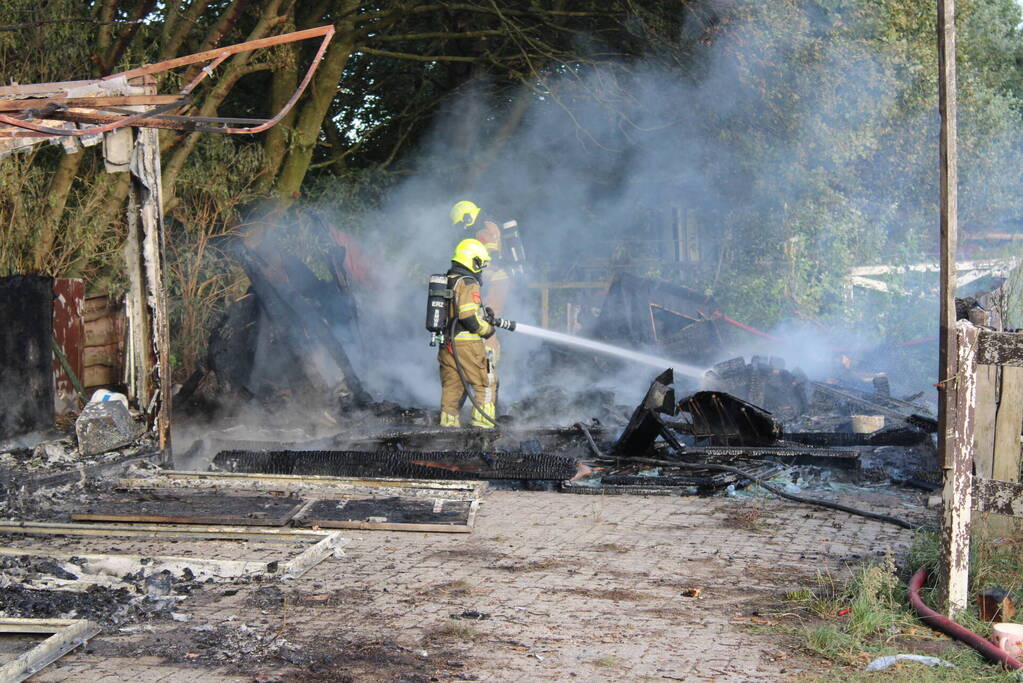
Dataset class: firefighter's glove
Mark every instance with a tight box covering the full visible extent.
[483,306,497,324]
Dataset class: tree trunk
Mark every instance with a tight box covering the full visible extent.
[32,150,84,272]
[161,0,286,205]
[272,0,361,202]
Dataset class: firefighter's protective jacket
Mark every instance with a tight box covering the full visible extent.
[447,265,494,341]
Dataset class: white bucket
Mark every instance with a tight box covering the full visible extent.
[993,622,1023,658]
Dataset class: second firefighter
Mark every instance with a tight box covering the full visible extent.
[438,239,515,428]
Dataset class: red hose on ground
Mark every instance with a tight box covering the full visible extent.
[908,568,1023,670]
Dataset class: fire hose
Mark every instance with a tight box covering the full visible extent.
[908,568,1022,670]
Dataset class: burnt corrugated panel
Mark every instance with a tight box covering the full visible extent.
[213,449,582,481]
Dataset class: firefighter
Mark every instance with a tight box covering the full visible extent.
[450,201,511,316]
[438,239,515,428]
[450,199,513,408]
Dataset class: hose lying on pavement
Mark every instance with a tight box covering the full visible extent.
[908,568,1023,670]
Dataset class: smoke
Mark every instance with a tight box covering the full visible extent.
[247,0,1023,420]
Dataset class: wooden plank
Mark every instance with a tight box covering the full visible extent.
[281,531,348,579]
[0,80,96,98]
[297,497,477,533]
[0,618,81,634]
[158,470,482,490]
[0,619,100,682]
[83,343,120,368]
[82,365,117,388]
[0,95,185,111]
[0,520,327,542]
[941,321,975,617]
[973,478,1023,517]
[977,330,1023,366]
[993,366,1023,482]
[83,316,118,347]
[0,547,269,580]
[70,494,305,526]
[974,364,998,478]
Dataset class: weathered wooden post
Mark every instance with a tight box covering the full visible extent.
[123,81,171,459]
[936,0,967,615]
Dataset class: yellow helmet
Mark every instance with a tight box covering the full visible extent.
[452,238,490,273]
[450,200,481,229]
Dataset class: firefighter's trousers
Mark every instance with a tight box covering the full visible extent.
[438,338,496,427]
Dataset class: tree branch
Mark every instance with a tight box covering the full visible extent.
[357,46,481,62]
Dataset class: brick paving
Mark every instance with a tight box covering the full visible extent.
[23,487,928,682]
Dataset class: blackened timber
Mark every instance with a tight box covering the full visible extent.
[811,382,937,431]
[213,449,584,481]
[784,426,929,447]
[678,391,782,446]
[654,444,860,470]
[614,369,676,455]
[233,244,370,406]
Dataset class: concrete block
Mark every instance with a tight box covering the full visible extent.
[75,400,141,456]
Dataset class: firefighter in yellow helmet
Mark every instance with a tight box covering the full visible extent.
[450,201,513,407]
[450,201,511,316]
[438,239,515,428]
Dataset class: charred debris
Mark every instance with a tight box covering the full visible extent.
[0,233,946,677]
[173,258,939,503]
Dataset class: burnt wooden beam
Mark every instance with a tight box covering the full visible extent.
[973,478,1023,517]
[123,115,171,457]
[976,330,1023,366]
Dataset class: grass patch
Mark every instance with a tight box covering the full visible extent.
[723,503,773,531]
[428,621,481,641]
[778,529,1023,682]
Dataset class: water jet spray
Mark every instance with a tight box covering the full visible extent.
[513,323,706,379]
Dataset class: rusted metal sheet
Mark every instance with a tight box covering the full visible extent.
[941,321,977,616]
[977,330,1023,366]
[0,26,334,152]
[973,478,1023,517]
[51,278,85,415]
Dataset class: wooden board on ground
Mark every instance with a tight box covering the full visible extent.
[118,470,487,501]
[297,497,479,533]
[0,618,100,682]
[70,492,305,525]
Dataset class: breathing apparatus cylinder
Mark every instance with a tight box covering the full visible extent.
[501,220,526,276]
[426,274,451,346]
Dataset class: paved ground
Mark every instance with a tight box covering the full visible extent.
[18,486,929,682]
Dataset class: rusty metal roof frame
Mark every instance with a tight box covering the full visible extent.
[0,25,334,143]
[0,25,334,457]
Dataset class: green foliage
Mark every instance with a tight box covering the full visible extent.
[786,531,1023,682]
